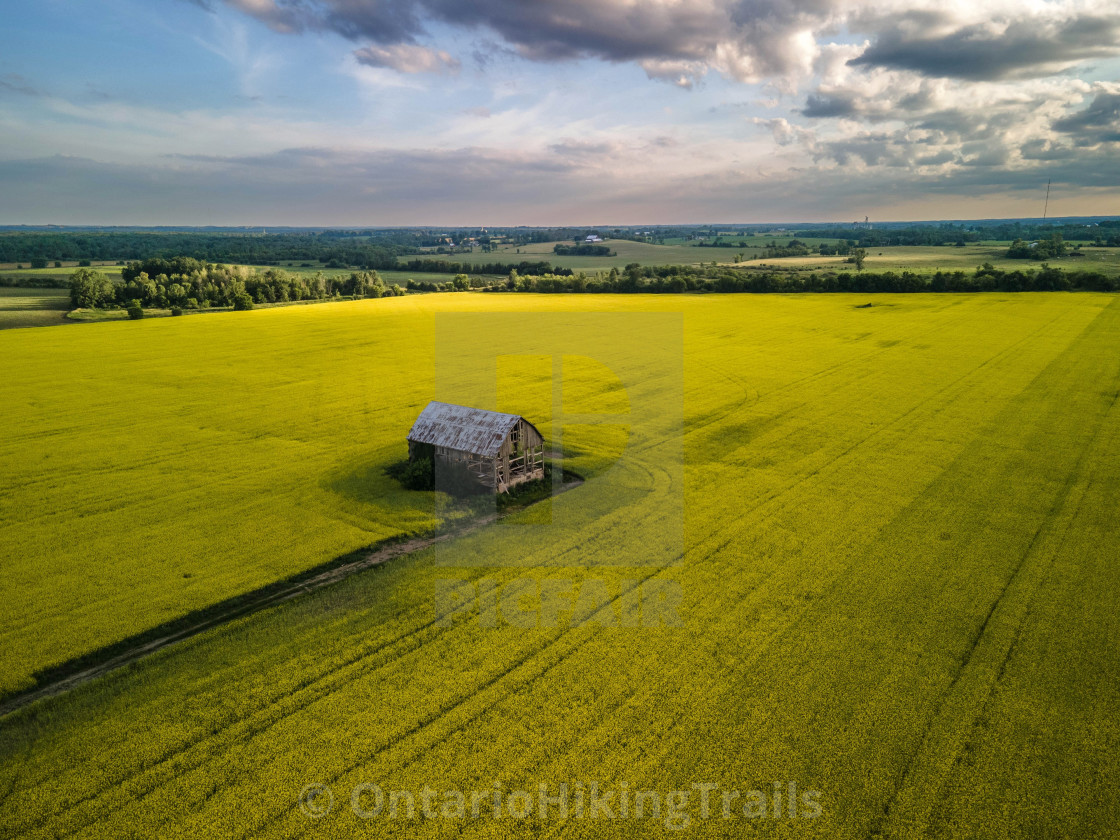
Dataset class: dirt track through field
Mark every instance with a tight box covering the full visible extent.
[0,478,579,719]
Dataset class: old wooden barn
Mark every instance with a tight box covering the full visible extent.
[407,401,545,493]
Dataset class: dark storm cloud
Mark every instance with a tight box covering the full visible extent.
[801,93,857,118]
[896,88,936,113]
[807,139,1120,194]
[798,80,961,124]
[914,107,1032,143]
[850,14,1120,80]
[816,132,914,167]
[1052,91,1120,145]
[208,0,836,80]
[225,0,421,43]
[315,0,425,44]
[914,109,982,137]
[956,143,1011,167]
[218,0,721,57]
[913,149,954,166]
[1019,139,1078,161]
[210,1,1120,85]
[421,0,723,62]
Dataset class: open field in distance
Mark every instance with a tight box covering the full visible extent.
[403,239,1120,276]
[0,287,70,329]
[247,242,1120,290]
[415,238,766,270]
[752,243,1120,277]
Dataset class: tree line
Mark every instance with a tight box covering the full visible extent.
[553,244,615,256]
[481,262,1119,294]
[0,227,648,264]
[1006,233,1072,260]
[70,259,402,312]
[1,232,408,269]
[763,240,812,258]
[399,257,572,276]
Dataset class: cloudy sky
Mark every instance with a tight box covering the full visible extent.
[2,0,1118,225]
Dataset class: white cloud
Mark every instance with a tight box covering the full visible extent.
[354,43,460,75]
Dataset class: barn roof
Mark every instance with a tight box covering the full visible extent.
[407,401,533,457]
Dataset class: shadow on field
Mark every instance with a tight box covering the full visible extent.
[0,466,583,719]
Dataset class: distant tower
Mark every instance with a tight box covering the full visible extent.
[1042,179,1051,222]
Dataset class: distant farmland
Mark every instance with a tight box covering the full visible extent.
[750,243,1120,277]
[1,292,1118,838]
[0,287,70,329]
[397,239,1120,277]
[412,238,765,271]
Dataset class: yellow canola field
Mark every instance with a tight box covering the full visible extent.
[1,291,1118,839]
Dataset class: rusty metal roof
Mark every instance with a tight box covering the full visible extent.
[407,401,527,456]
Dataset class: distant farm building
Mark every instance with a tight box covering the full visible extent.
[585,234,603,242]
[407,401,545,493]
